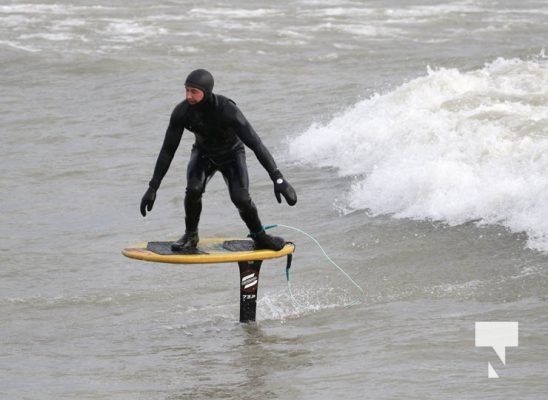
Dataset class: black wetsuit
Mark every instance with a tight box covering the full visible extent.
[148,93,278,234]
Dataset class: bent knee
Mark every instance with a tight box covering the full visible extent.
[186,183,205,199]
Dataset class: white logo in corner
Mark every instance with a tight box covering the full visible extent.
[475,321,518,378]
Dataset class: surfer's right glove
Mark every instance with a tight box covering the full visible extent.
[270,170,297,206]
[140,186,157,217]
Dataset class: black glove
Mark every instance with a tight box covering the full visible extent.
[271,170,297,206]
[140,187,157,217]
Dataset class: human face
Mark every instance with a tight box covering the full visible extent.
[185,86,205,105]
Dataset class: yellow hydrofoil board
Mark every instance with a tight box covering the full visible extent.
[122,238,295,264]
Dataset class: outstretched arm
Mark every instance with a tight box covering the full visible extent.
[140,104,186,216]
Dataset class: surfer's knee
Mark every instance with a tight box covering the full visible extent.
[185,183,204,200]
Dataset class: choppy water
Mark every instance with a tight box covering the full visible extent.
[1,1,548,399]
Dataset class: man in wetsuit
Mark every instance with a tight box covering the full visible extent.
[140,69,297,251]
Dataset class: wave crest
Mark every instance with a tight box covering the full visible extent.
[289,55,548,250]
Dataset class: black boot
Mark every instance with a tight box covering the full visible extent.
[251,230,285,251]
[171,231,199,251]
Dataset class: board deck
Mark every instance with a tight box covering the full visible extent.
[122,237,295,264]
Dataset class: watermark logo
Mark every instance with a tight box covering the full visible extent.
[475,322,518,378]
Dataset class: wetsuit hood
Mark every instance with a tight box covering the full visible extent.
[185,69,214,103]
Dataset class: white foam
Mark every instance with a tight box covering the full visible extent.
[385,2,483,19]
[289,55,548,251]
[102,20,167,42]
[188,7,280,19]
[258,286,351,321]
[0,39,40,52]
[0,4,114,14]
[20,32,73,41]
[299,7,376,18]
[0,4,71,14]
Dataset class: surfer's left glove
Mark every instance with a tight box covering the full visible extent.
[270,170,297,206]
[140,186,157,217]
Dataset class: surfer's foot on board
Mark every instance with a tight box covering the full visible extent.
[250,230,285,251]
[171,231,199,251]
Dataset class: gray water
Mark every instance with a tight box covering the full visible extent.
[1,1,548,399]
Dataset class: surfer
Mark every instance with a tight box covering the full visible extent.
[140,69,297,251]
